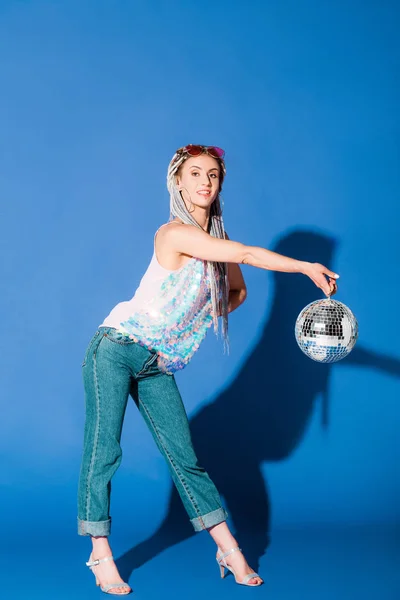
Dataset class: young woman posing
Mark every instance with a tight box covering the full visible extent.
[77,144,338,594]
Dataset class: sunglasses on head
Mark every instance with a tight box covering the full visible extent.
[177,144,225,159]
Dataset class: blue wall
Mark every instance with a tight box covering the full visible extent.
[1,0,399,542]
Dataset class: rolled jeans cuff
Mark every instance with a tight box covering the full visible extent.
[190,507,228,532]
[77,517,111,537]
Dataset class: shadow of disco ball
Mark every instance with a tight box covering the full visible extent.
[295,298,359,363]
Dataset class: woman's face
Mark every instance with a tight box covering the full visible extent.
[175,154,221,209]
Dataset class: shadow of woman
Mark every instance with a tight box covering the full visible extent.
[117,229,400,580]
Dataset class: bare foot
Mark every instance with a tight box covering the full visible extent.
[217,546,264,586]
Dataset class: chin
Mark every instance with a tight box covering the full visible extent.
[195,199,214,209]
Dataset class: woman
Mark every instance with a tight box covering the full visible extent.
[77,144,339,594]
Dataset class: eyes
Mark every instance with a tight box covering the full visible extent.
[191,170,218,179]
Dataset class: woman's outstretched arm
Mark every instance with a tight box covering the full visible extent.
[163,223,339,297]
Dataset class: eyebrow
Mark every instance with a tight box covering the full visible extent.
[189,165,219,172]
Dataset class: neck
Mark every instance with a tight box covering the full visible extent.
[189,206,211,231]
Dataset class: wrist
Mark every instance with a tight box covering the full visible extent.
[298,260,312,275]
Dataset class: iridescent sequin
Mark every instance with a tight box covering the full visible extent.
[119,258,216,375]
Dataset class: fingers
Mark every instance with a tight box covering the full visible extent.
[320,265,339,295]
[319,277,337,297]
[309,264,339,297]
[326,277,338,296]
[325,268,340,280]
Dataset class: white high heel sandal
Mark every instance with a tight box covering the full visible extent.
[86,553,132,595]
[216,546,264,586]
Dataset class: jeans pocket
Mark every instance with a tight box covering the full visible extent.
[82,330,101,367]
[102,328,138,346]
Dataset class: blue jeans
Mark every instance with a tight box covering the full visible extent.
[77,326,228,536]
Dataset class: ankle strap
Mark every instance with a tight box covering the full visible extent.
[86,554,114,567]
[217,546,242,561]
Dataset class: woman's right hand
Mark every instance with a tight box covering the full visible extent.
[302,262,340,297]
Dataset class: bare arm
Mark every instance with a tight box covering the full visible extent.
[223,231,247,314]
[164,223,339,296]
[224,278,247,314]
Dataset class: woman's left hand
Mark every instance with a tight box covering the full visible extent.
[303,262,339,297]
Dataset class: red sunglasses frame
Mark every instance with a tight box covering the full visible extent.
[177,144,225,160]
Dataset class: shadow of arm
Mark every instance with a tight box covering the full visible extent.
[339,345,400,378]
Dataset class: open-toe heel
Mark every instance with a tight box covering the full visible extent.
[216,546,264,587]
[86,553,132,595]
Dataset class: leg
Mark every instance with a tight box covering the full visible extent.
[77,331,131,536]
[130,372,228,532]
[77,329,132,593]
[131,371,263,586]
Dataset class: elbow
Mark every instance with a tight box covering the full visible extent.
[226,287,247,315]
[232,286,247,304]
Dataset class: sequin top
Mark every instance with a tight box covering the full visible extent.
[100,223,217,375]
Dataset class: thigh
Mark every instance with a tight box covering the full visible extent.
[83,330,132,439]
[131,374,198,460]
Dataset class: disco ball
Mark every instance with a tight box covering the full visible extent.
[295,298,358,363]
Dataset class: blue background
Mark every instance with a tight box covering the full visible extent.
[1,1,399,598]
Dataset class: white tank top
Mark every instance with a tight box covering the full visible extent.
[100,222,217,374]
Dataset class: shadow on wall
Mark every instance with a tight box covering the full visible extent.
[117,229,400,578]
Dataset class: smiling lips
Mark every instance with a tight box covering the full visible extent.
[197,189,211,197]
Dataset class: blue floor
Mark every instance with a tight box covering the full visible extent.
[3,524,399,599]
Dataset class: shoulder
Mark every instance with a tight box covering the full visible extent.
[155,221,195,267]
[157,220,183,241]
[158,220,199,243]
